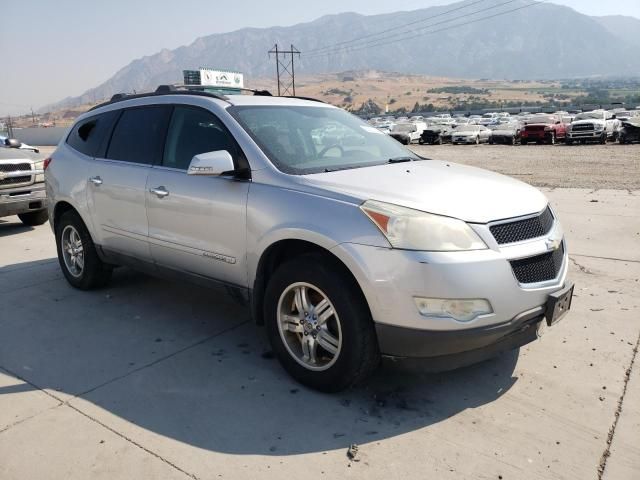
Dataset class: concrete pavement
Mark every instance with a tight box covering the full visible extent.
[1,188,639,479]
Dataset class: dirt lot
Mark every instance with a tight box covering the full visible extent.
[1,146,639,480]
[410,143,640,190]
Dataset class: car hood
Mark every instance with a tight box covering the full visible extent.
[492,128,516,135]
[303,160,547,223]
[572,119,605,125]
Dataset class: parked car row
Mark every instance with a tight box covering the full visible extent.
[368,108,640,146]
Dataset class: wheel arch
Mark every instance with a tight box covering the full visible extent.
[251,238,369,326]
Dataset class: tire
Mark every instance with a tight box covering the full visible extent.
[488,139,494,145]
[55,210,112,290]
[18,209,48,226]
[436,136,443,145]
[547,132,556,145]
[619,134,626,145]
[475,136,480,145]
[600,133,607,145]
[264,253,380,392]
[566,139,573,146]
[520,139,527,145]
[510,136,516,145]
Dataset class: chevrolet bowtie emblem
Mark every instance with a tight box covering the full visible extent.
[546,237,561,251]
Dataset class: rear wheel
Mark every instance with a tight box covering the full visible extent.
[18,210,48,226]
[264,254,379,392]
[619,134,626,144]
[55,210,112,290]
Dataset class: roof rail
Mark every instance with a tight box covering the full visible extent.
[89,85,230,111]
[285,96,326,104]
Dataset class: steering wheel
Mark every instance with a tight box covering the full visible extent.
[318,144,344,158]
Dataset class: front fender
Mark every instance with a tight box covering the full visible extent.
[246,182,387,286]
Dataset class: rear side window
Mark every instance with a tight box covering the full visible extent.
[162,106,238,170]
[106,106,171,165]
[66,111,118,157]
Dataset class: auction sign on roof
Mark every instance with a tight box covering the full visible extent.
[199,69,244,88]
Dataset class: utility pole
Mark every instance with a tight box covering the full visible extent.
[30,107,36,126]
[268,44,301,96]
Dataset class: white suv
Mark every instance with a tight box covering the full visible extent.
[46,86,573,391]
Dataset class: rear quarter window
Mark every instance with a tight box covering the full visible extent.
[66,110,119,157]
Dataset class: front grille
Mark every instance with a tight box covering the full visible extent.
[0,163,31,173]
[490,207,554,245]
[0,176,31,186]
[572,123,594,132]
[0,163,32,187]
[510,244,564,284]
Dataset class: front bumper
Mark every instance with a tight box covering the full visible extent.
[567,131,604,140]
[0,183,47,217]
[452,136,475,144]
[330,220,570,358]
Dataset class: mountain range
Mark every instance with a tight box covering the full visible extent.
[43,0,640,112]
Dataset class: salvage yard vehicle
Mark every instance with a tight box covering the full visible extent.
[566,110,620,145]
[0,147,48,225]
[388,121,426,144]
[451,124,491,144]
[520,114,567,145]
[1,135,40,153]
[618,117,640,144]
[419,122,454,145]
[46,86,573,392]
[489,122,522,145]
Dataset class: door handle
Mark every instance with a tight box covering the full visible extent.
[89,176,103,186]
[149,186,170,198]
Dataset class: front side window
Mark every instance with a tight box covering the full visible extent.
[228,105,418,174]
[106,106,171,165]
[66,110,118,157]
[163,106,237,170]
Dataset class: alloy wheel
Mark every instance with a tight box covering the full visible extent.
[61,225,84,277]
[277,282,342,371]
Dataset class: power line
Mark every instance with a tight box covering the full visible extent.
[268,44,301,96]
[304,0,489,55]
[305,0,528,59]
[305,1,547,60]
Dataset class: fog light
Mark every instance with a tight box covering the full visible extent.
[414,297,493,322]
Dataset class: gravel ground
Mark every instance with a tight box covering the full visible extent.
[409,143,640,190]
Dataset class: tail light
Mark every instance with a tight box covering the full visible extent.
[43,158,52,170]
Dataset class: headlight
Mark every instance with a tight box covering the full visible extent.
[566,124,572,131]
[594,124,604,131]
[34,160,45,182]
[360,200,487,251]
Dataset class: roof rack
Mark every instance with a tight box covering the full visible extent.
[89,85,324,112]
[89,85,231,111]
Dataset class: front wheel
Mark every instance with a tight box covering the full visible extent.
[18,210,48,226]
[547,132,556,145]
[264,254,380,392]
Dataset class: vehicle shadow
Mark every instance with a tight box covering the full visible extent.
[0,259,519,456]
[0,217,34,237]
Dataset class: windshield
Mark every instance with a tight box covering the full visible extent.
[392,123,416,133]
[528,115,556,124]
[574,112,605,121]
[456,125,481,133]
[229,105,419,174]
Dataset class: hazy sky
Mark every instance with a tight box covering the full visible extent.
[1,0,638,116]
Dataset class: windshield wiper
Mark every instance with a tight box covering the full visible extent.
[388,156,417,163]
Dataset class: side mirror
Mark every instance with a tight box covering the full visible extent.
[611,115,616,119]
[187,150,235,176]
[6,138,21,148]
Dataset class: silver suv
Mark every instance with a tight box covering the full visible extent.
[46,87,573,392]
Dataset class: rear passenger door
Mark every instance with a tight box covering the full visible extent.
[145,105,249,287]
[87,105,171,261]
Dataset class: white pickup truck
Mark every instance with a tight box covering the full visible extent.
[566,110,620,144]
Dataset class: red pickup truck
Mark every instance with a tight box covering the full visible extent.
[520,114,567,145]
